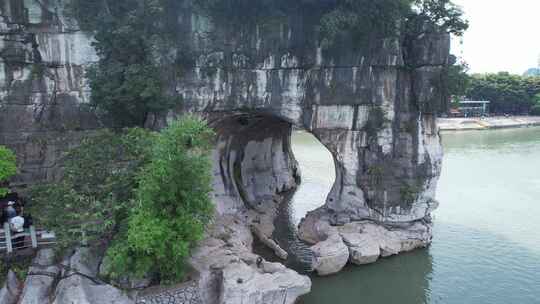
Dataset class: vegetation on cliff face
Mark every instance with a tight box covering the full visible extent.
[0,256,32,287]
[0,146,17,198]
[198,0,467,49]
[29,117,214,283]
[407,0,468,37]
[67,0,180,127]
[29,128,156,251]
[106,117,215,283]
[66,0,467,122]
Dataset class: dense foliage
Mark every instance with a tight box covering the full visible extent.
[106,117,215,283]
[198,0,467,49]
[66,0,467,122]
[29,129,156,251]
[532,94,540,115]
[0,146,17,198]
[465,73,540,114]
[446,58,471,103]
[67,0,180,127]
[407,0,468,36]
[30,117,214,283]
[0,256,33,287]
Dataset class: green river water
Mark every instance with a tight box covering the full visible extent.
[290,127,540,304]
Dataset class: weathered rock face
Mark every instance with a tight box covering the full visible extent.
[1,0,449,302]
[189,215,311,304]
[1,1,447,224]
[0,0,99,186]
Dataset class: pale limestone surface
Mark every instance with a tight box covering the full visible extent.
[0,270,21,304]
[310,233,349,276]
[0,1,450,302]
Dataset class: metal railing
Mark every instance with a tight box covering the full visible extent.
[0,223,56,255]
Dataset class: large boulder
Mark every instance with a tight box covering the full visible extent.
[52,275,134,304]
[0,270,22,304]
[338,221,432,264]
[53,248,134,304]
[191,215,311,304]
[340,232,381,265]
[310,233,349,276]
[220,262,311,304]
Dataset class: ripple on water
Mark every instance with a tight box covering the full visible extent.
[299,222,540,304]
[289,128,540,304]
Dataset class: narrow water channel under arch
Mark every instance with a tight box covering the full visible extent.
[259,130,336,272]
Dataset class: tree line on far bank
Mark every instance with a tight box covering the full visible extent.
[449,64,540,115]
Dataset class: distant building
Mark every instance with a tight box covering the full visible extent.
[523,68,540,77]
[450,101,490,117]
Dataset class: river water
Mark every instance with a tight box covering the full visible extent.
[290,127,540,304]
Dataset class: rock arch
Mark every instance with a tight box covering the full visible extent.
[0,1,448,303]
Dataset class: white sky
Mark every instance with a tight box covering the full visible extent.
[451,0,540,74]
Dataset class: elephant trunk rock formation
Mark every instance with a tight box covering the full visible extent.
[0,0,448,303]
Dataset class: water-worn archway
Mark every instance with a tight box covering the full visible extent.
[207,112,338,272]
[289,131,335,226]
[0,1,452,302]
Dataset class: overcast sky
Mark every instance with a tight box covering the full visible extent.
[451,0,540,75]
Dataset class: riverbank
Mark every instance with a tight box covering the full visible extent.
[438,116,540,131]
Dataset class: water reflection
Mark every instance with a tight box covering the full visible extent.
[299,221,540,304]
[299,249,432,304]
[288,127,540,304]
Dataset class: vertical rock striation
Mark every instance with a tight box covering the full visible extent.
[0,0,450,302]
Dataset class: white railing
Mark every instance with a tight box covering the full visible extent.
[0,223,56,254]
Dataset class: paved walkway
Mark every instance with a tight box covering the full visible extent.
[438,116,540,131]
[136,281,201,304]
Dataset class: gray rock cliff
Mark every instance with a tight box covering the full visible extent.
[0,0,449,302]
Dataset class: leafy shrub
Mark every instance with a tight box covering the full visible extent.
[29,128,156,251]
[407,0,469,37]
[319,0,412,49]
[0,146,17,198]
[400,183,421,204]
[106,117,215,283]
[0,256,33,286]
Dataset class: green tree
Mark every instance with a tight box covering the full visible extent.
[0,146,17,198]
[531,93,540,115]
[466,73,540,114]
[106,117,215,283]
[447,58,471,102]
[67,0,180,127]
[29,129,156,251]
[409,0,469,36]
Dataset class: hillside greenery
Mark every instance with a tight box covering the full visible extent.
[29,128,156,251]
[105,117,215,283]
[0,146,17,198]
[29,117,214,283]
